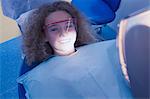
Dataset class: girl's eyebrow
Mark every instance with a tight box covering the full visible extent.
[46,18,73,26]
[46,24,57,28]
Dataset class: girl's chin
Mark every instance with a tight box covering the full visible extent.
[56,44,74,50]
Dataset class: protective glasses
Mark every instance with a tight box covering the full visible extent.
[44,18,76,34]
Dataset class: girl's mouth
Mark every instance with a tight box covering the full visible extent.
[59,39,71,43]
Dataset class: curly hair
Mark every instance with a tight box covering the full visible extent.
[23,1,98,66]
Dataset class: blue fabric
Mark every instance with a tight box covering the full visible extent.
[18,57,41,99]
[0,36,23,99]
[17,40,133,99]
[71,0,121,24]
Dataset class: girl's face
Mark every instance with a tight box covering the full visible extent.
[44,11,77,55]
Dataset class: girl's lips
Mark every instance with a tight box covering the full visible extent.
[59,39,71,43]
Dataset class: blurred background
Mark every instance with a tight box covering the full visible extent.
[0,3,20,43]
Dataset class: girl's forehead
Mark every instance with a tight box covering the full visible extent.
[45,11,72,24]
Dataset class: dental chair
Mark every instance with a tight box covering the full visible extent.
[17,0,121,98]
[72,0,121,40]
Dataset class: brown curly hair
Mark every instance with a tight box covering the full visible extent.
[22,1,98,66]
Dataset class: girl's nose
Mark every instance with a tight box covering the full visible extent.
[59,27,68,37]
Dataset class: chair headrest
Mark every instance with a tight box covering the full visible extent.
[72,0,121,25]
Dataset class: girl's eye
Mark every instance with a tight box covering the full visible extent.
[50,28,58,31]
[48,27,59,32]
